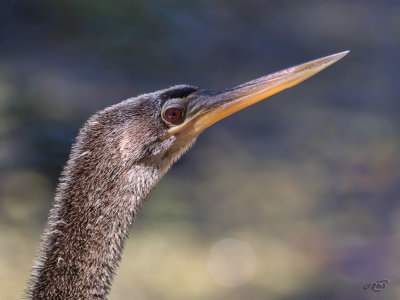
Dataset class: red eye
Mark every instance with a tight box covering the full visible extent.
[163,107,184,124]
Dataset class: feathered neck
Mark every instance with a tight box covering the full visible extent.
[28,123,170,299]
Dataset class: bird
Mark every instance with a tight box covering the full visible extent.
[27,51,348,299]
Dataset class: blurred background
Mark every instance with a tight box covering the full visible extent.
[1,0,399,299]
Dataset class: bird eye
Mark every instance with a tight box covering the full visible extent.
[163,106,185,125]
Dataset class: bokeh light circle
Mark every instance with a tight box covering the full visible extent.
[207,238,256,286]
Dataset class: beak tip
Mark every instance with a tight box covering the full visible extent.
[311,50,350,73]
[329,50,350,63]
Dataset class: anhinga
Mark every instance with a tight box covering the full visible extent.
[28,51,348,299]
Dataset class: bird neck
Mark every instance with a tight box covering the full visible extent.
[28,143,166,299]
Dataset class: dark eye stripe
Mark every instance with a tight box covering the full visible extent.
[160,86,198,101]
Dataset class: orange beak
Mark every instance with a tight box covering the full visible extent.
[168,51,349,136]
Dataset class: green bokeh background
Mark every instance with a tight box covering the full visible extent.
[1,1,400,299]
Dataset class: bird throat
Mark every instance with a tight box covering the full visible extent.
[28,145,170,299]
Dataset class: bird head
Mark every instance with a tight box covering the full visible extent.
[88,51,348,171]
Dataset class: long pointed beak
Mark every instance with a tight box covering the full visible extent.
[169,51,349,136]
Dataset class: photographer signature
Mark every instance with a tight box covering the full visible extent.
[363,279,390,292]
